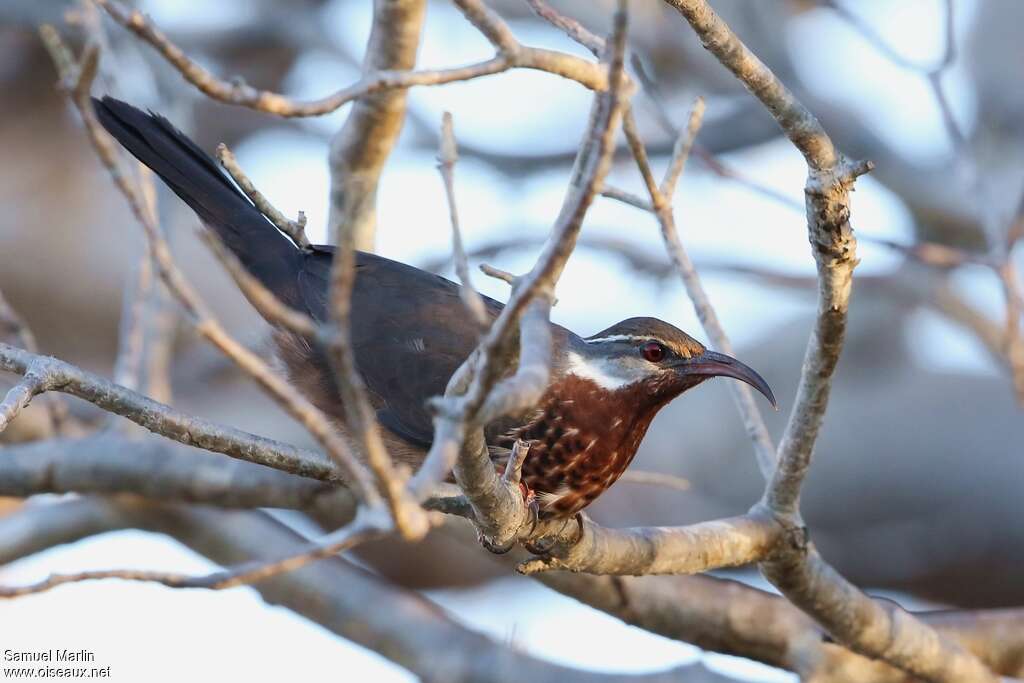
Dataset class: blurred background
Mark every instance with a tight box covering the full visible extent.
[1,1,1021,681]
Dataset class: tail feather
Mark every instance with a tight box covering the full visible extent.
[92,96,301,304]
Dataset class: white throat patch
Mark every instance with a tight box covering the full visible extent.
[565,351,647,390]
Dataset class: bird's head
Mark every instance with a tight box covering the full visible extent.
[564,317,776,409]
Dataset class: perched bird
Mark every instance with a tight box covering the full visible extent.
[94,97,776,519]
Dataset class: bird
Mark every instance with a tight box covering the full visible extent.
[93,96,776,520]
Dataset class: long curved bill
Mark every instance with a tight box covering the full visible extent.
[676,350,777,409]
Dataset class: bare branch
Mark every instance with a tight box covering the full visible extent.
[517,513,780,576]
[763,547,1005,683]
[824,0,1023,403]
[412,0,631,552]
[664,0,839,170]
[600,185,652,211]
[0,372,48,435]
[0,343,337,482]
[437,111,489,327]
[323,253,427,539]
[871,238,995,269]
[619,97,778,477]
[111,250,156,393]
[216,143,310,249]
[0,436,348,512]
[539,570,1024,680]
[500,438,530,488]
[479,262,518,286]
[322,2,434,540]
[145,506,735,683]
[327,0,426,251]
[94,0,607,118]
[0,259,71,438]
[199,232,318,339]
[5,500,1020,681]
[0,513,382,598]
[526,0,604,54]
[660,96,704,197]
[0,498,134,568]
[616,469,691,492]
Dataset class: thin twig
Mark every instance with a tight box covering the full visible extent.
[617,470,691,492]
[600,185,652,211]
[326,0,426,252]
[323,62,433,541]
[111,251,155,393]
[217,143,310,249]
[517,513,780,576]
[0,435,347,511]
[526,0,604,54]
[479,262,517,286]
[0,514,383,598]
[0,342,338,482]
[199,232,318,338]
[0,289,69,434]
[661,96,705,197]
[94,0,608,117]
[631,48,803,212]
[620,98,778,478]
[437,111,489,327]
[0,373,48,435]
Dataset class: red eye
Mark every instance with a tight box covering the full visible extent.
[640,341,665,363]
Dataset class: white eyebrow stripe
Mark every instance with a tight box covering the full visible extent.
[584,335,647,344]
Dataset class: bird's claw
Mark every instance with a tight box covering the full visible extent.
[524,512,583,555]
[523,535,557,555]
[476,528,516,555]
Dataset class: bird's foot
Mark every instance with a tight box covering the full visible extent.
[523,535,557,555]
[523,512,583,555]
[476,529,516,555]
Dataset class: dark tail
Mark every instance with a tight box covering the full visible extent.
[92,96,302,303]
